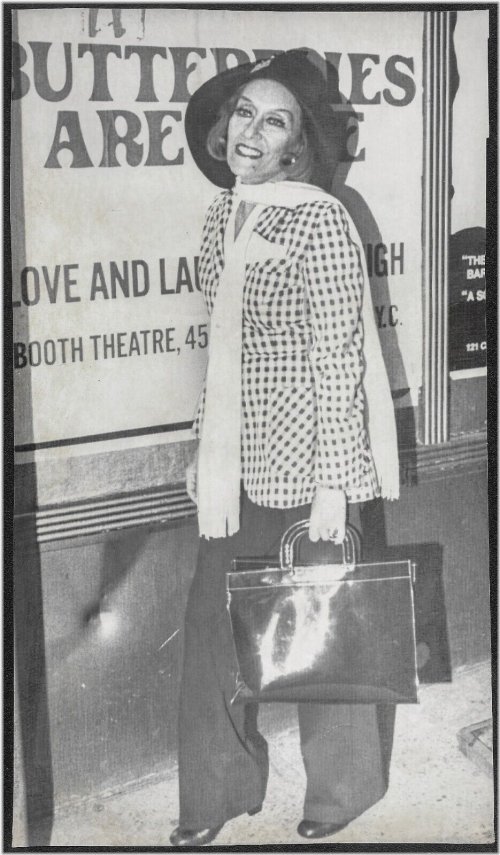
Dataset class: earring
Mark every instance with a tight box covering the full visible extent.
[281,153,297,167]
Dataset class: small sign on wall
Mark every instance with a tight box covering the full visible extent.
[448,227,486,374]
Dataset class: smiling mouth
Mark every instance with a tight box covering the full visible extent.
[235,143,263,159]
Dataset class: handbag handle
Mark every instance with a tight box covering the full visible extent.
[279,519,361,573]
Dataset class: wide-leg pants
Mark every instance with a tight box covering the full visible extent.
[178,492,395,830]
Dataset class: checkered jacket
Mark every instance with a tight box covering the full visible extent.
[192,189,380,508]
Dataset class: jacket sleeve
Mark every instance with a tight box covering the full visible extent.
[304,201,368,491]
[191,385,205,439]
[190,192,226,440]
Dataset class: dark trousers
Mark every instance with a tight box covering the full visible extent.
[178,492,395,829]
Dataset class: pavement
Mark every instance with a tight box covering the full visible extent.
[48,661,494,848]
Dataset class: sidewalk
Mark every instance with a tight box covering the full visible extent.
[49,661,494,848]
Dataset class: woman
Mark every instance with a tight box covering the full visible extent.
[172,49,400,846]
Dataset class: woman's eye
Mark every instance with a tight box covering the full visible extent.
[235,106,252,118]
[267,116,286,128]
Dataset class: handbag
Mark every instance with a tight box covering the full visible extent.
[227,519,419,704]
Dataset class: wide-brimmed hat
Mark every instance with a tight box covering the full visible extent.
[185,49,349,190]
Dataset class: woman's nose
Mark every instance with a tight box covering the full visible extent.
[242,117,262,139]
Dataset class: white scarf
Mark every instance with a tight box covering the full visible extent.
[197,179,400,539]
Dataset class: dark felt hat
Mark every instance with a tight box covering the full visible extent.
[185,49,348,191]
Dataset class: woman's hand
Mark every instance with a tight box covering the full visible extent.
[185,448,199,505]
[309,486,346,544]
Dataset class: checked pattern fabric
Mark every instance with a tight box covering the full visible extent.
[193,190,380,508]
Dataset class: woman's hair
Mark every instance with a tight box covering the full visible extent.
[206,83,315,183]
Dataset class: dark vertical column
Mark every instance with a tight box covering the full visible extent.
[10,10,54,846]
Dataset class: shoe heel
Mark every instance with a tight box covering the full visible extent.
[248,805,262,816]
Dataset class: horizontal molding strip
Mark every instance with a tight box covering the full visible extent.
[30,488,189,521]
[37,502,195,537]
[36,507,195,543]
[15,434,487,544]
[33,486,196,544]
[401,432,487,482]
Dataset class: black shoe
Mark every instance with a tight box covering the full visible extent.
[169,825,223,846]
[297,820,349,839]
[248,805,262,816]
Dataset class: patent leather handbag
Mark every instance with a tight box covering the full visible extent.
[227,520,419,704]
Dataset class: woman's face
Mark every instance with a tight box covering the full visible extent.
[226,79,303,184]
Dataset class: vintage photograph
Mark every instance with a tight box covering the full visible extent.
[8,3,493,849]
